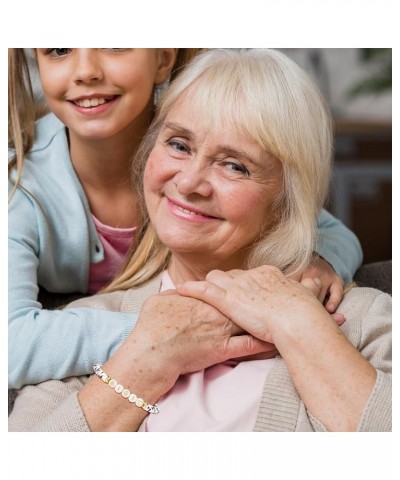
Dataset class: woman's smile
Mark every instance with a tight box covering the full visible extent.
[166,197,222,223]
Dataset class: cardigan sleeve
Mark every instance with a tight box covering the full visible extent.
[315,209,363,283]
[355,291,392,431]
[8,377,91,432]
[308,289,392,432]
[8,186,138,389]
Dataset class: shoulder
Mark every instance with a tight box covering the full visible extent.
[338,287,391,353]
[66,275,163,313]
[31,113,66,153]
[339,287,391,321]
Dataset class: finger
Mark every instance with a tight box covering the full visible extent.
[226,335,272,359]
[325,281,344,313]
[206,269,234,284]
[176,280,231,316]
[331,312,346,326]
[300,277,322,298]
[233,342,278,361]
[223,269,246,277]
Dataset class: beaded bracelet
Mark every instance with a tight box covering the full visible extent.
[93,364,160,414]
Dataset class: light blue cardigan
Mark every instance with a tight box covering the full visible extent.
[8,113,363,389]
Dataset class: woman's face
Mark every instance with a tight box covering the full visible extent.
[144,94,283,269]
[35,48,174,141]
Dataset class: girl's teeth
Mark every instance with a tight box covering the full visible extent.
[76,98,107,107]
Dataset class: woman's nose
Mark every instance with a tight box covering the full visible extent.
[72,49,104,84]
[174,161,213,197]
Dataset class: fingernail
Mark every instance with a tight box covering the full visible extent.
[313,277,321,286]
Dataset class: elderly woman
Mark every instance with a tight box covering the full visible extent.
[9,49,391,432]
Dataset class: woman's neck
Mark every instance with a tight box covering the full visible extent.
[168,253,246,285]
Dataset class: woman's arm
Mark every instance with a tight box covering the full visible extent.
[78,291,271,432]
[177,266,390,431]
[8,186,137,389]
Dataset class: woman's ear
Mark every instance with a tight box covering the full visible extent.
[154,49,179,85]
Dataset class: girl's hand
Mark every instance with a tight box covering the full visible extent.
[292,255,344,313]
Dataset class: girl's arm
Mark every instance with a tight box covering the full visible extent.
[8,188,137,390]
[298,208,364,313]
[315,208,363,284]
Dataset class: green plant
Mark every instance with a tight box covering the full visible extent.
[348,48,392,98]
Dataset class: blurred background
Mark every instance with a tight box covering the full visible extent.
[27,48,392,264]
[279,48,392,264]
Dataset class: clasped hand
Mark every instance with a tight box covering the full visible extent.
[125,264,343,391]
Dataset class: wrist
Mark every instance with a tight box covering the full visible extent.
[268,308,335,353]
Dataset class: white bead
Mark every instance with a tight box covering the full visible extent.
[108,379,117,388]
[129,393,137,403]
[122,389,130,398]
[115,384,124,394]
[135,398,144,408]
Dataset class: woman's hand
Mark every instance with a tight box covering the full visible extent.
[130,290,275,378]
[177,266,376,431]
[292,254,344,313]
[176,266,327,344]
[78,289,273,431]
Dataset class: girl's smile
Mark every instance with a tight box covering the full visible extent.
[36,49,174,142]
[68,95,120,116]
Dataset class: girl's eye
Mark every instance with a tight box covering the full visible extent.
[48,48,71,57]
[104,48,129,52]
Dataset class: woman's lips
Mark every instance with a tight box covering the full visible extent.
[166,198,221,222]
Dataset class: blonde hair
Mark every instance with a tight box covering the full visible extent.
[104,48,333,294]
[8,48,201,203]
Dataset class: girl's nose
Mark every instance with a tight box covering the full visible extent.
[72,49,104,84]
[174,161,213,198]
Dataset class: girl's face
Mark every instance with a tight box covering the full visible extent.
[36,49,176,141]
[144,94,283,270]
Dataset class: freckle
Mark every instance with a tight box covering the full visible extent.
[250,296,255,301]
[292,293,297,297]
[152,346,156,350]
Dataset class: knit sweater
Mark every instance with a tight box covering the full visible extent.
[8,278,391,432]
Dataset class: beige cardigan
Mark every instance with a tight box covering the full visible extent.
[9,277,392,432]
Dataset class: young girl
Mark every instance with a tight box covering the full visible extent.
[8,48,363,390]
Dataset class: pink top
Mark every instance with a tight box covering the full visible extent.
[145,271,275,432]
[88,215,136,293]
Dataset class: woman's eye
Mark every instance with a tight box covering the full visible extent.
[167,140,190,154]
[47,49,71,57]
[224,162,250,176]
